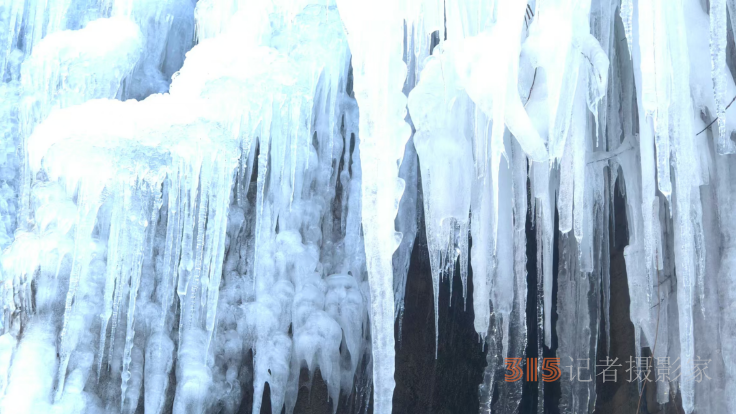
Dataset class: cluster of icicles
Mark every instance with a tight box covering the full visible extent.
[0,0,734,413]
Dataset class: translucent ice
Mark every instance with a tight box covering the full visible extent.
[0,1,735,414]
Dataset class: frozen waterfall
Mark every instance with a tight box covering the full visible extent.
[0,0,734,413]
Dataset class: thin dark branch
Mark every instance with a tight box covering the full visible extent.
[525,68,538,106]
[586,135,634,164]
[581,51,594,68]
[524,5,534,29]
[696,95,736,136]
[586,151,618,164]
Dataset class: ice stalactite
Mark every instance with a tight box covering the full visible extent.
[487,137,529,414]
[531,163,555,350]
[392,137,418,334]
[710,0,734,154]
[712,124,736,414]
[471,138,498,343]
[556,232,599,414]
[336,0,411,412]
[408,44,473,351]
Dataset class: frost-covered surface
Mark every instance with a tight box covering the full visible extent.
[0,0,735,413]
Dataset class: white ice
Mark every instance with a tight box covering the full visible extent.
[0,1,734,414]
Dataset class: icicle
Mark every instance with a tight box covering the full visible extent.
[556,233,599,414]
[692,191,707,317]
[620,0,634,58]
[204,155,236,350]
[55,179,105,402]
[97,186,124,377]
[670,2,698,410]
[559,132,574,234]
[602,173,612,355]
[393,139,418,325]
[532,162,555,348]
[478,308,500,414]
[492,136,528,413]
[471,167,497,339]
[336,1,410,411]
[159,164,184,332]
[408,45,473,353]
[120,184,156,410]
[572,73,588,243]
[494,139,514,362]
[710,0,735,154]
[535,202,546,413]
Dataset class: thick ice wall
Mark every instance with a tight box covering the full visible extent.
[26,97,233,187]
[194,0,331,42]
[0,80,20,249]
[0,0,75,80]
[6,2,198,249]
[193,0,270,42]
[2,2,360,411]
[16,16,144,234]
[5,0,736,413]
[109,0,194,74]
[20,17,143,111]
[0,93,239,412]
[179,3,363,413]
[0,0,193,83]
[0,16,148,356]
[169,40,302,151]
[173,4,350,167]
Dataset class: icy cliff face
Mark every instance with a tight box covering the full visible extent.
[0,0,734,413]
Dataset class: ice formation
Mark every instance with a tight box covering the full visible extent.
[0,0,735,413]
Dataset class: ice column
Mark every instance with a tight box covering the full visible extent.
[336,1,411,412]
